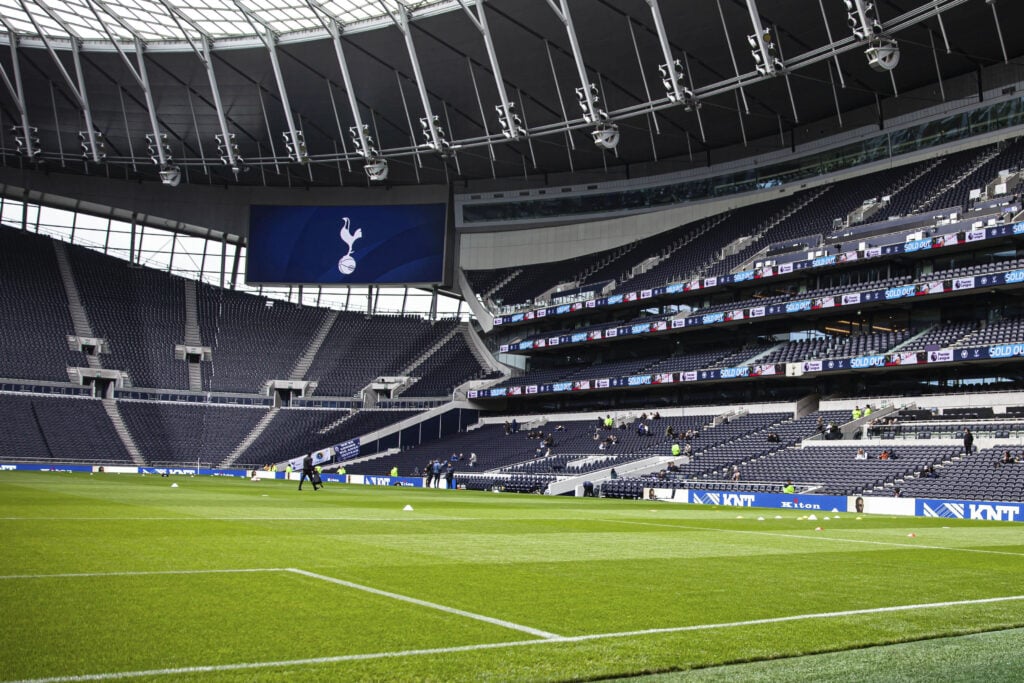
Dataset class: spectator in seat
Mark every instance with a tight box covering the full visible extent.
[731,466,740,482]
[783,480,795,494]
[963,428,974,455]
[855,448,868,460]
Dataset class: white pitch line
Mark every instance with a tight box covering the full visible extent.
[607,518,1024,557]
[285,568,560,639]
[7,593,1024,683]
[0,568,285,581]
[0,516,482,522]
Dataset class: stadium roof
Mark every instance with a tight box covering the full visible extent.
[1,0,1022,188]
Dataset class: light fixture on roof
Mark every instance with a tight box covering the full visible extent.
[215,132,246,176]
[748,27,782,76]
[843,0,900,72]
[497,102,525,140]
[158,166,181,187]
[419,114,452,155]
[13,126,41,159]
[364,157,389,182]
[659,60,696,110]
[592,123,620,150]
[575,84,619,150]
[864,37,900,72]
[350,123,388,182]
[282,130,308,164]
[78,130,106,161]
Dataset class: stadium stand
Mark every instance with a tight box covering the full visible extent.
[0,227,89,382]
[69,245,190,390]
[0,393,133,463]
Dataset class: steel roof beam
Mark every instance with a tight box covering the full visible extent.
[234,0,307,164]
[0,27,39,159]
[644,0,693,107]
[82,0,173,171]
[16,0,104,163]
[545,0,601,124]
[382,1,450,154]
[455,0,522,140]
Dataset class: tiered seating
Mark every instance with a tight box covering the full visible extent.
[895,448,1024,501]
[757,330,911,364]
[118,402,268,464]
[69,245,189,389]
[306,314,458,396]
[924,138,1024,211]
[490,243,628,307]
[349,424,533,476]
[0,393,132,462]
[403,332,490,397]
[198,284,329,393]
[0,227,88,381]
[957,315,1024,347]
[884,147,991,217]
[712,444,962,495]
[464,267,517,298]
[898,321,977,352]
[239,409,418,465]
[626,197,799,291]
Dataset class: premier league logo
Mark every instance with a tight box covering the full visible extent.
[338,217,363,275]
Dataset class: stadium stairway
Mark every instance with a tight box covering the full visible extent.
[183,280,203,391]
[289,309,340,383]
[52,241,102,371]
[219,407,280,468]
[100,398,145,465]
[395,323,465,394]
[854,159,941,224]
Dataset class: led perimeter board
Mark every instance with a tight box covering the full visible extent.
[246,203,448,286]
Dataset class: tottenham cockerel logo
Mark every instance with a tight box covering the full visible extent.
[338,217,363,275]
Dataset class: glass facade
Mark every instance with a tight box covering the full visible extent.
[462,96,1024,225]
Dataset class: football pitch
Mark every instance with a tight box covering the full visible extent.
[1,472,1023,682]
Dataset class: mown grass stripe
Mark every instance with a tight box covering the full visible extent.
[286,568,562,639]
[8,594,1024,683]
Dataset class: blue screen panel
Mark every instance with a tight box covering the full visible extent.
[247,203,447,285]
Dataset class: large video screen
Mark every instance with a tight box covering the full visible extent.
[246,203,447,285]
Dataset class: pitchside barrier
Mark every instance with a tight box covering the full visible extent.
[0,463,441,488]
[644,487,1024,522]
[0,464,1014,519]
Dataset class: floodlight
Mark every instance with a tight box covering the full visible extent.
[865,37,900,72]
[364,157,389,181]
[159,165,181,187]
[592,123,620,150]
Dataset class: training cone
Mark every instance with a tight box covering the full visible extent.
[824,516,831,521]
[907,533,916,538]
[815,526,824,531]
[403,504,414,511]
[808,514,818,521]
[170,483,178,488]
[757,516,765,521]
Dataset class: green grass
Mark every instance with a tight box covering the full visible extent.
[1,471,1023,682]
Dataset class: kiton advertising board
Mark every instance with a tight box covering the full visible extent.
[246,204,448,285]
